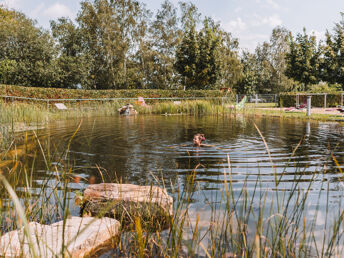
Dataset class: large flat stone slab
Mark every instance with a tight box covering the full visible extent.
[0,216,120,257]
[82,184,173,230]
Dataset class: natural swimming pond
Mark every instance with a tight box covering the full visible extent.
[7,115,344,255]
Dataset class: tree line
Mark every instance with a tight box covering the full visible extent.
[0,1,343,92]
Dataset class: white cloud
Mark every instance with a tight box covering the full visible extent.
[224,17,247,34]
[252,14,282,27]
[239,33,270,51]
[43,3,74,20]
[234,7,242,13]
[266,0,280,9]
[223,17,270,52]
[30,3,45,18]
[262,14,282,27]
[0,0,21,9]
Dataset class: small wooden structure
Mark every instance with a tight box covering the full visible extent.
[294,93,344,108]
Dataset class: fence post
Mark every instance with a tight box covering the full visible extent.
[296,94,299,107]
[255,94,258,105]
[47,100,49,110]
[236,94,238,104]
[307,96,312,116]
[324,93,327,108]
[341,93,343,106]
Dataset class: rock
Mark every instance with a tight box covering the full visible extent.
[82,184,173,231]
[0,217,120,257]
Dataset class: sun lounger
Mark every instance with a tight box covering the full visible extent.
[337,107,344,113]
[285,101,307,112]
[55,103,67,110]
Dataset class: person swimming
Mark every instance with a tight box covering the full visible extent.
[193,133,205,147]
[118,104,137,115]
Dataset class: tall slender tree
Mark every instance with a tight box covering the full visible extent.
[150,0,182,89]
[77,0,150,89]
[196,18,220,89]
[50,18,88,88]
[321,14,344,89]
[175,2,200,89]
[217,30,242,90]
[285,29,321,91]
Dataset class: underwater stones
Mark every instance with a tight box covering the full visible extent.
[82,183,173,230]
[0,217,120,257]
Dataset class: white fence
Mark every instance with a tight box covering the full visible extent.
[236,94,278,104]
[0,94,279,109]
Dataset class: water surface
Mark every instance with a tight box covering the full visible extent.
[20,115,344,253]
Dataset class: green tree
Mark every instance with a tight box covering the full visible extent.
[269,26,294,92]
[236,51,258,94]
[174,2,199,89]
[0,7,56,87]
[50,18,89,88]
[237,27,294,94]
[285,29,320,91]
[321,14,344,89]
[77,0,150,89]
[149,0,182,89]
[217,31,242,90]
[175,3,224,90]
[196,18,220,89]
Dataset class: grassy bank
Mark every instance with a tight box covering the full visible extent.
[242,107,344,123]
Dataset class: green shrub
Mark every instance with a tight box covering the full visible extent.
[0,84,226,100]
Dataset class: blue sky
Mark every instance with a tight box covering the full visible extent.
[1,0,343,51]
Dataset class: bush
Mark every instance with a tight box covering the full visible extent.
[0,84,226,100]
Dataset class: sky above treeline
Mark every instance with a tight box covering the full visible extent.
[1,0,343,52]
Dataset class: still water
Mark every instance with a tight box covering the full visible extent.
[25,114,344,253]
[36,115,344,190]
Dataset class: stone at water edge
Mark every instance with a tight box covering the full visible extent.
[0,217,120,257]
[82,183,173,230]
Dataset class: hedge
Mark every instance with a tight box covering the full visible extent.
[0,84,226,100]
[279,92,344,108]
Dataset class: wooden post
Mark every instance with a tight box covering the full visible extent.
[324,93,327,108]
[296,94,299,107]
[307,96,312,116]
[236,94,239,104]
[341,93,343,106]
